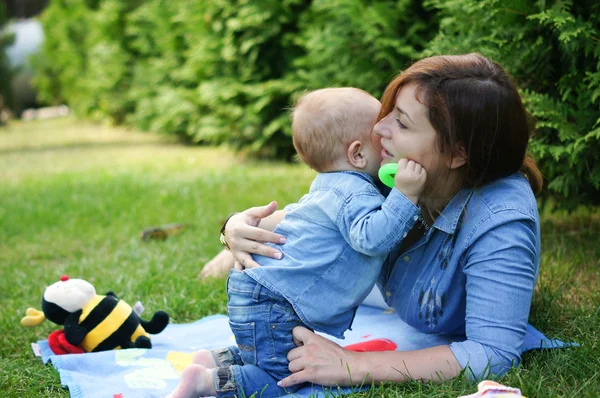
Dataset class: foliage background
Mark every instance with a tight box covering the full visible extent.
[30,0,600,207]
[0,2,15,118]
[424,0,600,206]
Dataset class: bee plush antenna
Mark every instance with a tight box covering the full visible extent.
[21,308,46,327]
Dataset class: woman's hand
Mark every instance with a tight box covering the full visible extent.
[278,327,360,388]
[225,201,287,269]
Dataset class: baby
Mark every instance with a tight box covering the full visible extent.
[169,88,426,398]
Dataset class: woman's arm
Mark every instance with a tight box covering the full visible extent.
[279,213,540,386]
[199,201,287,278]
[449,216,539,379]
[278,327,462,387]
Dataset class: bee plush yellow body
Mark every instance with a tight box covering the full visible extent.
[21,276,169,352]
[76,293,150,352]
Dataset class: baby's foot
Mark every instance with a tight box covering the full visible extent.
[192,349,217,368]
[167,364,215,398]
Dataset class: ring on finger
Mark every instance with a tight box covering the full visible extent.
[219,233,231,251]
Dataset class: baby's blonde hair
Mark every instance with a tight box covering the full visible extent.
[292,87,380,172]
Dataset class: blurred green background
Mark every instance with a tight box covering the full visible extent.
[0,0,598,209]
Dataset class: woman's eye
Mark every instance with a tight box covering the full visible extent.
[395,118,407,129]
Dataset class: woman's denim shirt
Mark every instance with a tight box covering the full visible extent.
[246,171,420,339]
[377,172,541,379]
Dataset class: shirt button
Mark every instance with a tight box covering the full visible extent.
[413,215,419,221]
[403,256,410,262]
[386,291,392,297]
[403,232,407,238]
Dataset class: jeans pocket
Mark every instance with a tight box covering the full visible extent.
[268,320,299,377]
[268,303,302,376]
[229,321,257,365]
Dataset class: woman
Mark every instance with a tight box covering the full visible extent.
[204,53,543,387]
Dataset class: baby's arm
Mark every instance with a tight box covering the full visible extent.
[338,159,426,256]
[339,190,414,256]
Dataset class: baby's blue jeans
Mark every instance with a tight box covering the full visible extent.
[209,270,307,397]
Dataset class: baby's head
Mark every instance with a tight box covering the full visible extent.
[292,88,382,176]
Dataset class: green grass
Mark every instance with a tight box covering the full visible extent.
[0,118,598,397]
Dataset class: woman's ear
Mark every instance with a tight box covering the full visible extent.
[347,140,367,169]
[448,145,467,169]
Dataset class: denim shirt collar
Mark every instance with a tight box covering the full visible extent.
[311,171,377,192]
[332,170,376,183]
[431,188,474,234]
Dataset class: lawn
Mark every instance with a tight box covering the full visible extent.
[0,118,598,397]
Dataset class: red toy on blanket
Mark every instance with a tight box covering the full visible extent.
[21,275,169,355]
[47,329,85,355]
[345,337,397,352]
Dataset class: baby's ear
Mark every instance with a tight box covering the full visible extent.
[347,140,367,168]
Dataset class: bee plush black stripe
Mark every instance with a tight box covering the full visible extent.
[93,312,140,352]
[79,296,119,331]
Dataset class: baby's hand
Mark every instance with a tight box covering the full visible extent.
[394,159,427,204]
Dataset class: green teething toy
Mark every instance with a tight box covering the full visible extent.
[378,163,397,188]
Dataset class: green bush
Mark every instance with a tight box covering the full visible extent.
[33,0,142,122]
[31,0,91,108]
[293,0,436,97]
[0,3,15,117]
[32,0,599,206]
[424,0,600,206]
[32,0,434,160]
[176,0,310,158]
[125,0,192,138]
[79,0,142,123]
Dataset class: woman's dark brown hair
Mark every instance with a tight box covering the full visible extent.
[379,53,542,194]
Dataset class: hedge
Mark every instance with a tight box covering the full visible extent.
[0,3,14,118]
[31,0,599,207]
[424,0,600,206]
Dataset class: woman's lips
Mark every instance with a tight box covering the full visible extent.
[381,148,394,158]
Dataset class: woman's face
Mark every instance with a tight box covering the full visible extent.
[372,84,446,174]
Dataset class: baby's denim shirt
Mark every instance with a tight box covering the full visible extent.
[246,171,419,338]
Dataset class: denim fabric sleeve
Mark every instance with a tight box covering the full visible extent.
[338,187,420,256]
[449,213,538,379]
[283,202,299,212]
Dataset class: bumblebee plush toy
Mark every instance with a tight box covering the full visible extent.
[21,275,169,352]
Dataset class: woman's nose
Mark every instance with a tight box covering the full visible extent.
[374,116,392,138]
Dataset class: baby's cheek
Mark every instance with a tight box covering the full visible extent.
[370,131,383,153]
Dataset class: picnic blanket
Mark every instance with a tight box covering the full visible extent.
[34,291,573,398]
